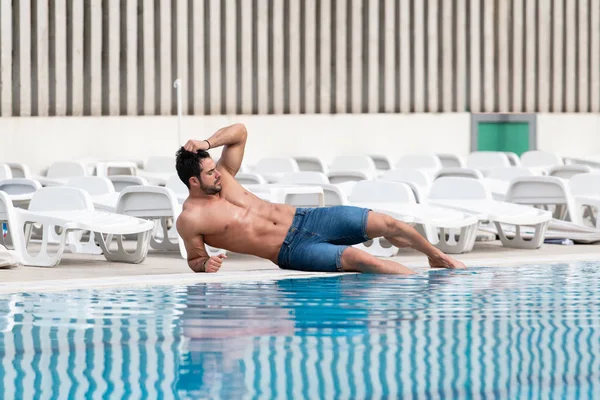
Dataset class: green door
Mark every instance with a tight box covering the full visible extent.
[476,122,530,156]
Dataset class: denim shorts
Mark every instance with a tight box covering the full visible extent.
[276,206,371,273]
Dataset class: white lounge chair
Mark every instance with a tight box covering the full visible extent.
[484,167,537,200]
[435,167,484,180]
[0,179,41,207]
[254,157,299,183]
[115,186,226,259]
[165,175,189,203]
[279,172,348,205]
[293,156,328,173]
[327,156,377,184]
[437,153,465,168]
[369,154,394,170]
[348,180,479,255]
[379,169,432,203]
[0,188,153,267]
[5,163,32,179]
[569,173,600,229]
[35,161,88,187]
[503,176,600,243]
[395,154,442,178]
[504,152,521,167]
[427,177,552,249]
[136,156,175,186]
[66,176,120,213]
[0,164,12,180]
[548,165,593,179]
[520,150,563,171]
[466,152,512,176]
[505,176,580,223]
[95,161,138,177]
[108,175,149,192]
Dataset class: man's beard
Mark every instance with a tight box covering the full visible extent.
[200,180,222,195]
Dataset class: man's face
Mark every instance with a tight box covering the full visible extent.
[198,158,222,195]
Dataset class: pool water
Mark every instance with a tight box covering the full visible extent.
[1,262,599,399]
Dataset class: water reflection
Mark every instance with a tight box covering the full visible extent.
[0,263,598,399]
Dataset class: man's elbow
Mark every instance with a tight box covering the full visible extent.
[234,123,248,141]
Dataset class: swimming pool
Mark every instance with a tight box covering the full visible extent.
[0,262,599,399]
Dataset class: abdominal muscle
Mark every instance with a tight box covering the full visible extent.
[201,197,296,263]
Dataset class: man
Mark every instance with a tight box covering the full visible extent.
[175,123,466,274]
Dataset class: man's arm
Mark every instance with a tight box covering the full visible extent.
[206,123,248,176]
[177,216,227,273]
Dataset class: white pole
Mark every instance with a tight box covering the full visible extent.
[173,78,182,141]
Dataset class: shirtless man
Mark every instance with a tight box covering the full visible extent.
[175,123,466,274]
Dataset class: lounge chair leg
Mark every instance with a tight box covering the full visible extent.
[417,224,477,254]
[18,224,68,267]
[495,221,549,249]
[96,231,151,264]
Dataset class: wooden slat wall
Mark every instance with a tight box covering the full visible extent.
[1,0,599,116]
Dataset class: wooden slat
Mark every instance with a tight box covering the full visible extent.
[537,0,550,112]
[289,0,301,113]
[305,0,317,114]
[552,0,563,112]
[578,0,589,112]
[37,0,50,116]
[143,0,155,115]
[591,0,600,112]
[54,0,67,115]
[413,0,425,112]
[497,0,509,112]
[455,0,467,112]
[19,0,31,116]
[90,0,103,115]
[273,0,284,114]
[126,0,137,115]
[442,0,453,112]
[469,0,481,112]
[1,0,12,116]
[334,0,346,113]
[427,0,438,112]
[525,0,536,112]
[368,0,379,113]
[160,0,172,115]
[72,0,84,115]
[319,0,331,114]
[483,0,494,112]
[565,0,576,111]
[108,0,120,115]
[176,0,188,115]
[399,0,410,112]
[240,0,252,113]
[192,0,203,115]
[383,0,395,112]
[225,0,237,114]
[257,0,268,114]
[350,0,362,113]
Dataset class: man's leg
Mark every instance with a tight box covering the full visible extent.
[339,247,417,274]
[364,211,466,269]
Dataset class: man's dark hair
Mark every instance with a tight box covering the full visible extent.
[175,147,211,188]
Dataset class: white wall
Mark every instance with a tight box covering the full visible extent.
[0,114,471,174]
[537,114,600,158]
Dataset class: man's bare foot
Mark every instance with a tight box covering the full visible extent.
[428,255,467,270]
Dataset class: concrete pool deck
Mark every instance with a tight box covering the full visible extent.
[1,240,599,293]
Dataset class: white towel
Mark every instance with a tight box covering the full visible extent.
[0,244,22,269]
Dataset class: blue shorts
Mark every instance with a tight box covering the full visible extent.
[277,206,371,273]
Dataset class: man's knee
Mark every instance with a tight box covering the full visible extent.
[366,212,400,238]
